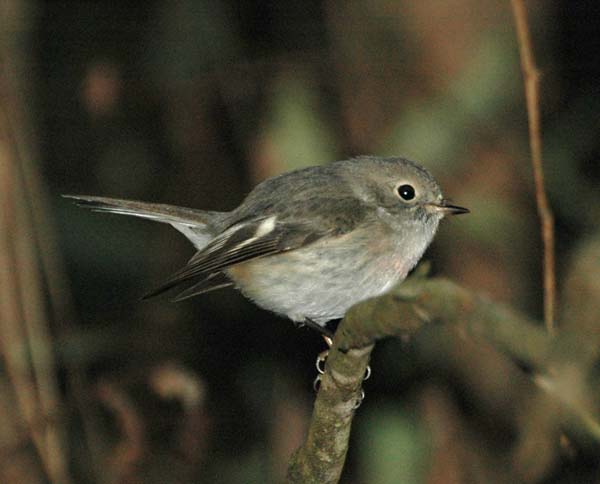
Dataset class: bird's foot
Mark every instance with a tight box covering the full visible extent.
[313,332,371,409]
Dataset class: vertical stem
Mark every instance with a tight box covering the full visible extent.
[0,1,72,480]
[510,0,556,333]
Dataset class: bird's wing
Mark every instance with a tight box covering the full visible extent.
[144,194,371,300]
[169,272,234,301]
[142,215,335,299]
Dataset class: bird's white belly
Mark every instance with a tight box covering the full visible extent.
[227,231,425,325]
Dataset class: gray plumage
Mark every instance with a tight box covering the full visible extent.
[65,156,468,328]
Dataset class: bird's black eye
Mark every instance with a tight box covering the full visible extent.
[397,184,415,201]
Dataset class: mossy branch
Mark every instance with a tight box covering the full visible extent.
[286,274,600,483]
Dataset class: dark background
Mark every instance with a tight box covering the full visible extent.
[3,0,600,482]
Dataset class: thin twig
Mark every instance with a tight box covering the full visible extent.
[4,110,71,484]
[510,0,557,333]
[0,17,72,481]
[4,54,106,484]
[0,113,49,477]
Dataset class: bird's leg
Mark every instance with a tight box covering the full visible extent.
[302,318,333,375]
[304,318,332,391]
[297,317,333,375]
[299,317,334,339]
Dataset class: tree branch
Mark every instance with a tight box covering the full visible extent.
[287,275,600,483]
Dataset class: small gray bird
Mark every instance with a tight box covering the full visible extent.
[66,156,468,335]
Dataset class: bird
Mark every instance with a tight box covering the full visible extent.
[65,156,468,336]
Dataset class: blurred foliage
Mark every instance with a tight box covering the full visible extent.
[357,404,430,484]
[256,71,339,175]
[0,0,599,482]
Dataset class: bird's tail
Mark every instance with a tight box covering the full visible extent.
[64,195,225,250]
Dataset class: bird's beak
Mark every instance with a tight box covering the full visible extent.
[427,200,470,215]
